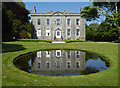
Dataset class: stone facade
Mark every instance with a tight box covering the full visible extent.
[31,7,85,41]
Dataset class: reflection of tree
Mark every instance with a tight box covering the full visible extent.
[13,53,33,72]
[81,66,99,75]
[99,57,110,67]
[85,53,98,61]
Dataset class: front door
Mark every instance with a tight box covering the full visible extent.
[56,30,61,38]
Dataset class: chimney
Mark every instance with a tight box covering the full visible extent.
[80,8,82,13]
[51,10,53,13]
[64,10,66,14]
[34,6,36,13]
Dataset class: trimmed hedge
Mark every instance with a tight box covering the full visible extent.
[17,39,52,43]
[64,40,85,43]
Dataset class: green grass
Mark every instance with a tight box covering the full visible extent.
[2,42,118,86]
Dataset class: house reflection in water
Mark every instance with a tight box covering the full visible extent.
[31,50,86,76]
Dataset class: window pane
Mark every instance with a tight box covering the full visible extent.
[67,29,70,36]
[47,19,49,25]
[57,19,60,25]
[37,29,41,36]
[57,31,60,36]
[46,62,50,68]
[67,62,71,68]
[46,29,50,36]
[38,62,41,68]
[76,29,79,36]
[38,19,40,25]
[67,52,71,58]
[37,51,41,58]
[76,62,80,68]
[76,19,80,25]
[67,19,70,25]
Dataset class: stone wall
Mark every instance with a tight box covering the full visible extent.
[31,12,85,41]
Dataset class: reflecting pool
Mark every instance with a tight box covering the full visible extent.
[13,50,110,76]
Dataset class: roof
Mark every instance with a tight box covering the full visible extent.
[31,11,81,16]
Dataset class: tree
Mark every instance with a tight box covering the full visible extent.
[85,24,93,41]
[81,6,100,21]
[81,1,120,42]
[2,2,31,41]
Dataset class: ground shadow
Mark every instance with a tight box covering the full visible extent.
[2,43,26,53]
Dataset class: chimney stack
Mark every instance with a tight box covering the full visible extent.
[80,8,82,13]
[34,6,36,13]
[51,10,53,13]
[64,10,66,14]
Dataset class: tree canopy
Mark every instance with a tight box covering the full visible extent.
[81,1,120,42]
[2,2,31,41]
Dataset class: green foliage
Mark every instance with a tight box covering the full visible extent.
[2,2,30,41]
[81,6,99,21]
[64,40,85,43]
[95,21,118,41]
[19,30,31,39]
[86,28,93,41]
[17,39,52,43]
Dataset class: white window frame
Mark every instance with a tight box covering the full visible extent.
[67,19,71,25]
[76,61,80,68]
[55,50,61,57]
[55,61,62,68]
[37,19,41,25]
[56,30,61,38]
[46,61,50,69]
[66,61,71,68]
[46,19,50,25]
[76,29,80,36]
[46,29,50,36]
[76,51,80,58]
[46,51,50,58]
[66,51,71,58]
[66,29,71,36]
[76,19,80,25]
[37,29,41,36]
[37,61,41,68]
[37,51,41,58]
[56,19,61,25]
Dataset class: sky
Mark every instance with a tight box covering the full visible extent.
[23,2,104,25]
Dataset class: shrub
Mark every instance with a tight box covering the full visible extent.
[64,40,85,43]
[19,30,31,39]
[17,39,52,43]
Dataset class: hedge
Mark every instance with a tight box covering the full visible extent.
[64,40,85,43]
[17,39,52,43]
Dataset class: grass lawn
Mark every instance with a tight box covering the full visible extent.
[2,42,118,86]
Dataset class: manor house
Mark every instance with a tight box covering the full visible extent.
[31,7,85,41]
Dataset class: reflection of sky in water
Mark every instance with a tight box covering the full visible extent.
[85,57,109,72]
[28,59,31,72]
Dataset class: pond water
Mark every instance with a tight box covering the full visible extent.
[13,50,110,76]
